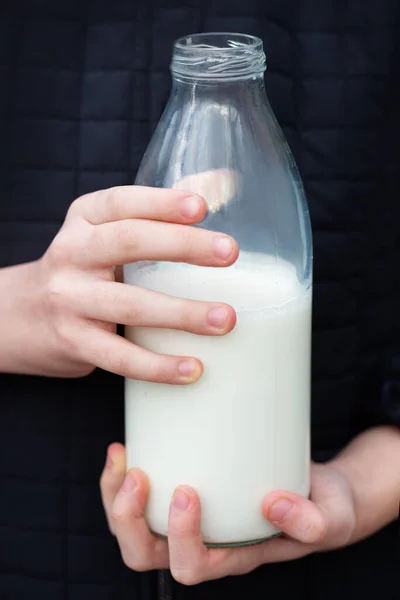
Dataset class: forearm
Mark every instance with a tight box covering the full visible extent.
[0,261,57,376]
[330,425,400,544]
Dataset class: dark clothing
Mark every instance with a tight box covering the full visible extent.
[0,1,399,599]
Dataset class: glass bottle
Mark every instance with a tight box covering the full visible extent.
[124,33,312,547]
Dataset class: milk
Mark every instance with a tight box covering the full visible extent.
[125,253,311,546]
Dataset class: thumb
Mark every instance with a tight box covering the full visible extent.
[262,492,328,545]
[100,442,126,534]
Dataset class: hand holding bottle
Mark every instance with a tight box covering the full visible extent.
[0,184,238,378]
[100,443,357,585]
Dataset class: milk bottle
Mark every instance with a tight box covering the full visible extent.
[124,32,312,546]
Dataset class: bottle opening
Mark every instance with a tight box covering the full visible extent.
[171,32,267,82]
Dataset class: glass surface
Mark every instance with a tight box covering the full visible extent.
[124,33,312,548]
[135,32,312,288]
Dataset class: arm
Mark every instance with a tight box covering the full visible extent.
[330,425,400,544]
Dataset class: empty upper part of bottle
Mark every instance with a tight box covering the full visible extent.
[135,32,312,288]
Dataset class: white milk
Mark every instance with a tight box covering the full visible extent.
[125,253,311,546]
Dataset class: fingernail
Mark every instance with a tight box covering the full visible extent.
[213,236,233,261]
[173,489,190,511]
[178,359,200,382]
[180,195,202,219]
[268,498,294,523]
[208,306,228,330]
[121,472,136,493]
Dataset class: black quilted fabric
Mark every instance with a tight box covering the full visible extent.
[0,1,399,599]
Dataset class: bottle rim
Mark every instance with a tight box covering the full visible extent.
[171,32,267,82]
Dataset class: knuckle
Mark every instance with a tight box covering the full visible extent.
[99,475,106,496]
[171,567,202,587]
[105,516,116,536]
[176,226,195,258]
[99,469,110,492]
[105,348,131,377]
[316,509,330,541]
[119,294,143,325]
[88,221,105,249]
[175,299,192,330]
[106,186,122,212]
[47,274,72,309]
[121,549,152,573]
[67,192,97,221]
[45,277,80,352]
[115,221,139,255]
[48,231,75,266]
[168,518,189,541]
[110,504,125,524]
[302,515,328,543]
[46,274,80,332]
[147,355,169,383]
[330,510,355,547]
[66,197,83,220]
[56,320,81,355]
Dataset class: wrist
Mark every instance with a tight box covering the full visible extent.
[0,260,70,376]
[327,427,400,544]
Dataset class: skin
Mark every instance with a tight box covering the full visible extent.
[0,185,238,379]
[100,427,400,586]
[1,184,399,586]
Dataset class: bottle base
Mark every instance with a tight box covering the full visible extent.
[151,530,282,549]
[205,531,282,548]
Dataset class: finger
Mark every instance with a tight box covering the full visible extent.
[76,220,239,269]
[76,325,203,383]
[99,443,126,534]
[216,534,313,573]
[68,186,207,225]
[168,488,313,585]
[168,486,212,585]
[74,280,236,336]
[111,469,169,571]
[262,491,329,544]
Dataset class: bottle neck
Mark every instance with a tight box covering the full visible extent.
[170,75,268,107]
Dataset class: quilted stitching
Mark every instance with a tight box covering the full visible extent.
[0,1,399,598]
